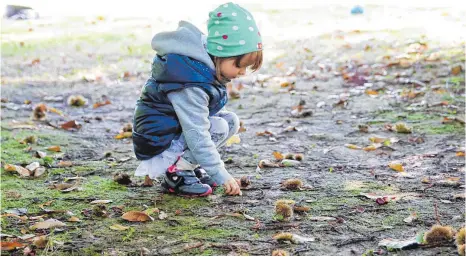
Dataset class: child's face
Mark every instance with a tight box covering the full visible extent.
[219,53,256,80]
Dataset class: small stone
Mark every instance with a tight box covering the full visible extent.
[26,162,40,172]
[33,167,46,177]
[34,151,47,159]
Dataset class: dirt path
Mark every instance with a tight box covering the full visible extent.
[1,3,465,256]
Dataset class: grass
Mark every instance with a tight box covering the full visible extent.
[415,123,464,135]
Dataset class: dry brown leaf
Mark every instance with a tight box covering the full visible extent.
[57,161,73,167]
[30,218,66,230]
[256,130,276,137]
[4,164,31,177]
[32,235,48,249]
[31,58,40,65]
[47,145,61,152]
[1,241,24,251]
[389,162,404,172]
[273,151,284,161]
[457,151,465,157]
[50,183,74,190]
[365,89,379,95]
[115,132,132,139]
[451,65,463,76]
[93,100,112,109]
[258,159,281,168]
[61,120,82,131]
[68,216,80,222]
[122,211,154,222]
[1,213,28,221]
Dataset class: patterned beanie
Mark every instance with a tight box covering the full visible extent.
[206,2,262,57]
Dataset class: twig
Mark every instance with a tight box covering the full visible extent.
[335,236,375,247]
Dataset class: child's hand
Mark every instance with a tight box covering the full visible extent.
[224,178,242,196]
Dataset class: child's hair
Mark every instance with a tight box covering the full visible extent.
[210,51,263,81]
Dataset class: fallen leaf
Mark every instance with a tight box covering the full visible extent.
[48,107,64,116]
[31,58,40,65]
[225,134,241,147]
[144,208,160,216]
[115,132,132,139]
[158,211,168,220]
[25,162,40,172]
[457,151,465,157]
[365,89,379,95]
[273,151,284,161]
[258,159,281,168]
[32,235,48,249]
[1,241,24,251]
[1,213,28,221]
[363,143,382,151]
[3,164,31,177]
[57,161,73,167]
[50,183,74,190]
[238,121,246,133]
[39,200,54,208]
[30,218,66,230]
[122,211,154,222]
[376,197,389,205]
[451,65,463,75]
[61,120,82,131]
[34,167,46,177]
[109,224,129,231]
[68,216,81,222]
[142,176,153,187]
[389,162,404,172]
[93,100,112,109]
[378,235,423,250]
[90,200,112,204]
[256,130,276,137]
[345,144,362,150]
[47,146,61,152]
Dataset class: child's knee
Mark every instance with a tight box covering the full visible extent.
[209,117,229,143]
[222,112,240,135]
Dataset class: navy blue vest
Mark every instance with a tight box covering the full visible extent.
[132,54,227,160]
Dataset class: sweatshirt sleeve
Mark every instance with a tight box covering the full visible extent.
[167,87,233,185]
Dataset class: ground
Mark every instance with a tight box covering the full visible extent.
[1,2,465,256]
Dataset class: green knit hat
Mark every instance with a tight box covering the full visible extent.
[207,2,262,57]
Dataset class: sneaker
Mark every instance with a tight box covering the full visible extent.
[161,164,212,197]
[194,167,218,188]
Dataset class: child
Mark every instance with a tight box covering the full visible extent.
[132,2,263,196]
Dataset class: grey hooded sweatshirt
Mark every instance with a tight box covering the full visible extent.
[151,21,233,185]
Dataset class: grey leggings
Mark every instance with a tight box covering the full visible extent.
[180,110,240,164]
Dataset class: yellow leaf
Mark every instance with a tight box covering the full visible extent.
[48,107,64,116]
[115,132,132,139]
[363,144,381,151]
[110,224,129,231]
[365,89,379,95]
[389,162,404,172]
[226,134,241,147]
[273,151,284,161]
[4,164,17,172]
[456,151,465,157]
[345,144,362,150]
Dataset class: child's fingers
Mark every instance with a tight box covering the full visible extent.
[224,183,231,194]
